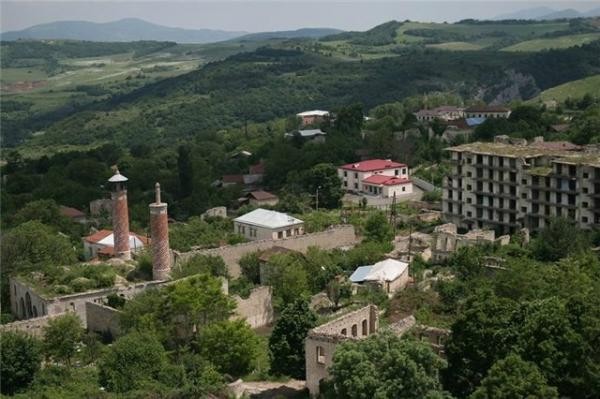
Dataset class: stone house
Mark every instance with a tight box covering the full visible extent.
[349,258,410,295]
[245,190,279,207]
[305,305,379,396]
[233,208,304,241]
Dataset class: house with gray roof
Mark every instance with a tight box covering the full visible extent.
[233,208,304,241]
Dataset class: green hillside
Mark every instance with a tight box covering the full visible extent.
[501,33,600,52]
[533,74,600,102]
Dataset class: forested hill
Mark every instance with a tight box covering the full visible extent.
[20,41,600,150]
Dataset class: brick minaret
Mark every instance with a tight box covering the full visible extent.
[150,183,171,280]
[109,168,131,260]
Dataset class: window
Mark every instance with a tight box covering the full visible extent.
[316,346,326,364]
[583,216,589,223]
[521,179,527,184]
[354,183,358,189]
[286,229,292,237]
[521,207,527,213]
[395,169,399,176]
[344,181,347,187]
[467,184,472,191]
[277,231,283,239]
[402,168,407,175]
[583,187,589,194]
[583,202,589,208]
[341,328,347,336]
[344,171,347,177]
[521,193,527,199]
[467,211,472,217]
[354,173,358,179]
[362,319,368,336]
[467,198,472,204]
[402,187,406,192]
[351,324,358,337]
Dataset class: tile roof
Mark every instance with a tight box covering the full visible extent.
[222,174,245,184]
[60,205,85,218]
[465,105,510,113]
[247,190,278,201]
[362,175,411,186]
[234,208,303,229]
[340,159,406,172]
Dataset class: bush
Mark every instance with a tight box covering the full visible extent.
[1,331,42,395]
[172,254,229,279]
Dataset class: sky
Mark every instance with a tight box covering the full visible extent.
[2,1,600,33]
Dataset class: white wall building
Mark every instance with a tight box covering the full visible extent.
[338,159,413,198]
[233,208,304,241]
[83,229,147,260]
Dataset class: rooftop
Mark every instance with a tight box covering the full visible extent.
[445,141,588,159]
[465,105,510,113]
[84,229,149,249]
[234,208,303,229]
[350,258,409,283]
[285,129,327,138]
[60,205,85,219]
[247,190,278,201]
[362,175,411,186]
[296,110,329,117]
[340,159,406,172]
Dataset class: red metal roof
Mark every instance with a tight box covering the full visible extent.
[362,175,412,186]
[340,159,406,172]
[84,229,113,244]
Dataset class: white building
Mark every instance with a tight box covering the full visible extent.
[83,229,148,260]
[233,208,304,241]
[349,258,410,295]
[414,106,464,122]
[296,110,330,126]
[464,105,511,119]
[338,159,413,198]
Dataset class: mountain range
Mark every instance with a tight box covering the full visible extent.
[494,6,600,21]
[0,18,342,43]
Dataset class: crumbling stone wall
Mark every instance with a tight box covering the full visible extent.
[177,225,357,277]
[85,302,122,338]
[0,314,58,337]
[231,286,274,329]
[305,305,378,396]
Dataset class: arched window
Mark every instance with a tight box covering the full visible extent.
[341,328,347,336]
[19,298,26,319]
[25,293,33,318]
[32,306,38,318]
[351,324,358,337]
[362,319,368,336]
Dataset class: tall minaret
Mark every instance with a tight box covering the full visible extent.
[150,182,171,280]
[109,168,131,261]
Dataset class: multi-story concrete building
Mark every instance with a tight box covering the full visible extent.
[443,138,600,233]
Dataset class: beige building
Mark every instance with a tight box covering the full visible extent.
[443,138,600,233]
[245,190,279,207]
[414,106,464,122]
[349,258,410,295]
[233,208,304,241]
[464,105,511,119]
[431,223,508,263]
[305,305,379,396]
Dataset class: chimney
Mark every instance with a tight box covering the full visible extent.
[150,182,171,280]
[108,167,131,260]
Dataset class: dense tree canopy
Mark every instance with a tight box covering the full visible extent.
[0,331,42,395]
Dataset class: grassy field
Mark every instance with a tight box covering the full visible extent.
[501,33,600,52]
[532,74,600,102]
[426,41,484,51]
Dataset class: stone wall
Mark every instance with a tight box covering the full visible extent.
[176,225,357,277]
[85,302,122,338]
[0,314,58,337]
[305,305,379,396]
[232,286,274,329]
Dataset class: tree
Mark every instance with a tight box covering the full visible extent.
[443,290,517,397]
[43,313,83,367]
[334,103,364,135]
[195,320,260,377]
[1,221,78,304]
[532,217,589,262]
[265,253,310,307]
[98,332,169,393]
[302,163,344,209]
[9,199,72,231]
[269,299,317,379]
[239,251,261,284]
[326,278,352,308]
[328,332,447,399]
[172,254,229,279]
[470,354,558,399]
[0,331,42,395]
[364,211,394,243]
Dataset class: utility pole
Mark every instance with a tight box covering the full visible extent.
[315,186,321,211]
[389,192,397,234]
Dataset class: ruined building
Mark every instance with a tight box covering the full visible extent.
[109,168,131,260]
[150,183,171,280]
